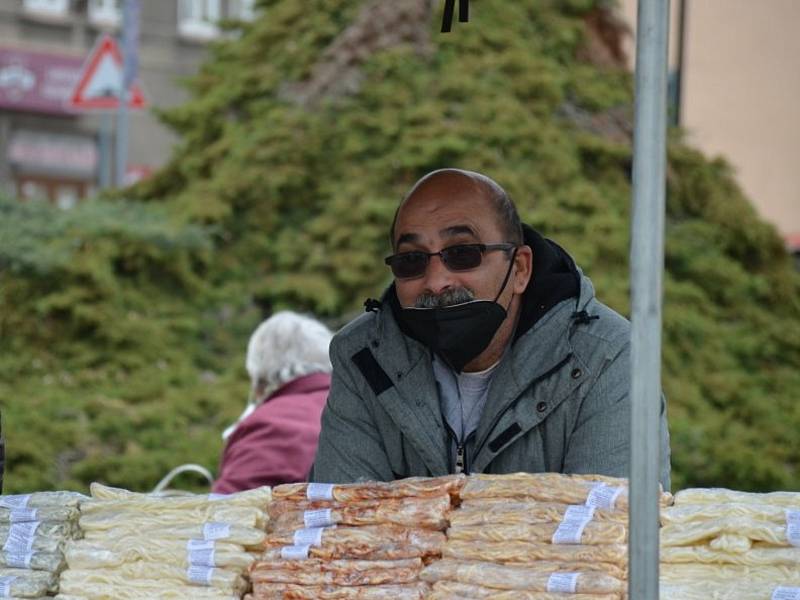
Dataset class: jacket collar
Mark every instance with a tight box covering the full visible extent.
[263,372,332,403]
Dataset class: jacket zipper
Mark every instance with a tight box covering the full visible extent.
[444,420,476,475]
[472,352,574,463]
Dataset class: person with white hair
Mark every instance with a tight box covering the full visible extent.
[213,311,333,493]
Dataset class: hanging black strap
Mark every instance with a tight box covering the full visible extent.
[441,0,469,33]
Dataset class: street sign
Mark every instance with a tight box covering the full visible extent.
[68,34,146,110]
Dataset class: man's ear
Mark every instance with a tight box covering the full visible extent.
[512,245,533,294]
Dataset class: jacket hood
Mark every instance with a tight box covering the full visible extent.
[377,224,581,342]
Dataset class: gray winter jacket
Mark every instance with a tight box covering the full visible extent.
[311,236,671,489]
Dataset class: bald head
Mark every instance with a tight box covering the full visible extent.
[390,169,523,249]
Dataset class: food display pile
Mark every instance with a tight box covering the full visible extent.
[0,474,798,599]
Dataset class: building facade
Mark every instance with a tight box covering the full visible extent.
[0,0,254,207]
[620,0,800,245]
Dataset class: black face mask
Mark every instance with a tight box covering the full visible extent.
[397,249,517,372]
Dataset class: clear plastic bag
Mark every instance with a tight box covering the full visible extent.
[0,550,64,573]
[661,544,800,566]
[442,539,628,565]
[448,521,626,545]
[660,516,794,548]
[65,538,255,570]
[268,496,450,532]
[80,505,266,532]
[428,580,622,599]
[673,488,800,508]
[261,525,445,560]
[88,482,271,509]
[59,563,246,594]
[272,475,463,503]
[452,502,627,527]
[420,559,625,594]
[250,558,422,587]
[85,521,265,549]
[248,582,430,599]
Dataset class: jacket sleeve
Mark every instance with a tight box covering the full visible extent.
[309,339,395,484]
[563,341,672,491]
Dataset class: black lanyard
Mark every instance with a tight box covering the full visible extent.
[441,0,469,33]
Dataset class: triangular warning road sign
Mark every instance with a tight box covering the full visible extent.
[69,34,147,110]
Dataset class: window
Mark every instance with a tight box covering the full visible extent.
[88,0,122,29]
[178,0,221,40]
[229,0,256,21]
[23,0,69,19]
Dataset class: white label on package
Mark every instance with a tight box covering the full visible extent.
[772,587,800,600]
[585,484,624,510]
[280,544,311,560]
[3,522,40,554]
[0,495,30,510]
[306,483,335,501]
[9,508,38,523]
[546,572,579,593]
[186,539,216,567]
[0,576,16,598]
[552,505,596,544]
[787,511,800,548]
[207,493,228,501]
[5,552,32,569]
[293,527,325,547]
[304,508,334,528]
[187,564,213,586]
[202,522,231,541]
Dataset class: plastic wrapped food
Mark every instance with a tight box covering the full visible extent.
[273,476,463,503]
[0,522,75,544]
[660,562,800,584]
[248,582,429,599]
[59,563,247,594]
[461,474,634,511]
[420,559,625,593]
[661,545,800,566]
[0,528,65,554]
[250,558,422,587]
[660,581,800,600]
[428,580,622,599]
[80,505,266,532]
[81,521,265,549]
[442,540,628,565]
[65,538,255,570]
[268,496,450,532]
[88,482,271,508]
[673,488,800,508]
[661,502,794,525]
[0,570,53,597]
[261,525,445,559]
[0,507,79,524]
[660,516,796,547]
[709,533,753,553]
[448,521,626,545]
[0,550,64,572]
[452,502,627,527]
[53,582,242,599]
[0,492,87,510]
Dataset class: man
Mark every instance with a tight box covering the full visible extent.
[311,169,670,488]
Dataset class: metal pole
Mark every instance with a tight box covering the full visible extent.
[674,0,687,126]
[115,3,129,187]
[115,0,139,187]
[629,0,669,599]
[99,113,113,189]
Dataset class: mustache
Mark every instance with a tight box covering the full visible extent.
[414,287,475,308]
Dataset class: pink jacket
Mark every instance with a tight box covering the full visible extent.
[212,372,331,493]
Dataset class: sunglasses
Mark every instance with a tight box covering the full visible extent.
[384,243,516,279]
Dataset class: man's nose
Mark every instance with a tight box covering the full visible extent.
[422,253,455,295]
